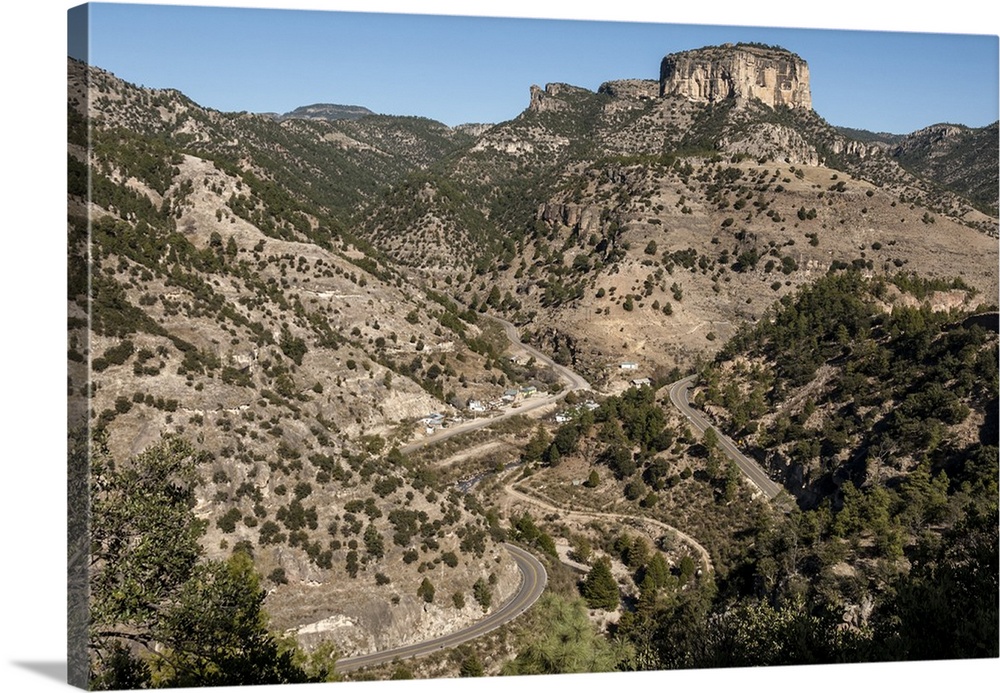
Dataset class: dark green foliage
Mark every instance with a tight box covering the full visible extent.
[473,577,492,611]
[154,553,314,688]
[522,424,551,462]
[216,508,242,534]
[345,550,359,578]
[660,269,1000,670]
[580,557,619,610]
[459,652,484,677]
[279,327,308,366]
[417,577,435,603]
[509,512,558,558]
[869,504,998,660]
[68,153,89,197]
[600,445,636,480]
[90,273,164,338]
[363,524,385,559]
[87,437,316,688]
[501,594,619,675]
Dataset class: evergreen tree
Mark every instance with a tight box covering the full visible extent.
[502,594,622,675]
[418,577,436,603]
[580,557,620,610]
[644,552,671,591]
[87,437,317,688]
[459,653,485,677]
[522,424,551,462]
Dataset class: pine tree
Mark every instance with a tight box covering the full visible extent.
[580,557,619,610]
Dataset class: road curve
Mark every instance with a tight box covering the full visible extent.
[489,314,592,392]
[667,375,784,501]
[504,481,713,575]
[399,313,590,455]
[335,543,547,674]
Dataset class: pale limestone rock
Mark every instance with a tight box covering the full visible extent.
[660,43,812,111]
[597,79,660,101]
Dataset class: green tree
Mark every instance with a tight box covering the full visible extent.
[89,438,204,670]
[459,652,484,677]
[580,557,620,610]
[703,426,719,450]
[502,594,622,675]
[473,577,493,611]
[869,505,999,661]
[643,552,671,591]
[522,424,551,462]
[154,553,313,687]
[363,524,385,559]
[87,437,317,688]
[418,577,436,603]
[279,327,308,366]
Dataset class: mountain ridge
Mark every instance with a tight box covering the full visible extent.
[69,41,998,683]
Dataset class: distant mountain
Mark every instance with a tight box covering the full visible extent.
[271,102,376,122]
[833,125,904,146]
[354,44,998,383]
[890,121,1000,217]
[833,122,1000,217]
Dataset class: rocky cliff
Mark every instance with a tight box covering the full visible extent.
[660,43,812,111]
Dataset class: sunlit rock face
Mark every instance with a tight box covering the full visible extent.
[660,43,812,111]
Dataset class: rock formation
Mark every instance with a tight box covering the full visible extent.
[660,43,812,111]
[597,79,660,101]
[528,83,592,113]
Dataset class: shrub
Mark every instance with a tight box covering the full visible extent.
[417,577,435,603]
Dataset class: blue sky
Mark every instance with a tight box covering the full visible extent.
[70,1,999,134]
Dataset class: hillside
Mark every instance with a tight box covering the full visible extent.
[891,121,1000,217]
[353,45,997,387]
[70,42,998,686]
[69,57,553,684]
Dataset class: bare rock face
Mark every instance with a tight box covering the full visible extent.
[660,43,812,111]
[718,122,820,166]
[597,79,660,101]
[528,83,591,113]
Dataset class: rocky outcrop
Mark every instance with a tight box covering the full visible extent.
[538,202,603,237]
[598,79,660,101]
[718,122,820,166]
[528,83,592,113]
[660,43,812,111]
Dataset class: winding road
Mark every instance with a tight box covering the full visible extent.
[666,375,784,501]
[504,482,714,575]
[341,321,788,673]
[335,543,546,673]
[491,314,592,392]
[338,313,587,673]
[399,314,591,455]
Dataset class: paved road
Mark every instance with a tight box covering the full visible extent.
[400,394,560,455]
[667,375,784,501]
[490,314,592,392]
[335,543,547,674]
[399,313,590,455]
